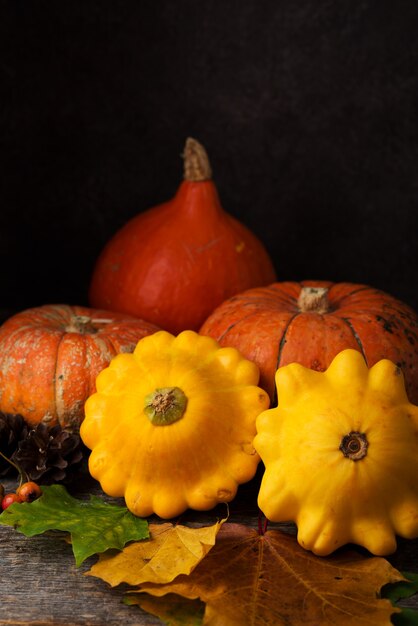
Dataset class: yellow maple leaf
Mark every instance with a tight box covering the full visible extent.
[87,517,226,587]
[131,523,404,626]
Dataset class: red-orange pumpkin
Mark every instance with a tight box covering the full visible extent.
[200,280,418,404]
[89,138,277,334]
[0,305,160,429]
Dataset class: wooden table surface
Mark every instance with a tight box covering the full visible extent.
[1,470,418,626]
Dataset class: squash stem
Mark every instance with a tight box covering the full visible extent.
[297,286,330,314]
[65,315,98,334]
[183,137,212,182]
[144,387,188,426]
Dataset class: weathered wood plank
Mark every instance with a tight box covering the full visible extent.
[0,526,162,625]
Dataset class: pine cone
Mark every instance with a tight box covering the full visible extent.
[0,413,28,476]
[12,423,86,484]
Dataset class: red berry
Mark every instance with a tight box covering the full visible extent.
[17,482,42,503]
[1,492,20,510]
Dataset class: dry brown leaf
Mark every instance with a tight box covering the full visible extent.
[133,523,404,626]
[87,517,225,587]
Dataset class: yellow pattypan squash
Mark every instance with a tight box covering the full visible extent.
[80,329,269,518]
[254,348,418,556]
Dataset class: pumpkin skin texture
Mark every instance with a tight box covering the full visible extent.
[254,349,418,556]
[80,330,270,518]
[88,138,277,334]
[0,305,160,429]
[200,280,418,405]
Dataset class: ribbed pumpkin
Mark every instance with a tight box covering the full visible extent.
[89,138,277,334]
[0,305,160,429]
[200,280,418,404]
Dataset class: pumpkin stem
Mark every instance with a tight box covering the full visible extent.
[65,315,98,334]
[339,431,368,461]
[297,286,330,314]
[183,137,212,182]
[144,386,188,426]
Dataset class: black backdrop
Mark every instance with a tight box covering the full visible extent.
[1,1,418,321]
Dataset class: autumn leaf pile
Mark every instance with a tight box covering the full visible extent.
[1,485,418,625]
[100,523,405,626]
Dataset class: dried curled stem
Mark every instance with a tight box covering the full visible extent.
[183,137,212,182]
[297,287,330,314]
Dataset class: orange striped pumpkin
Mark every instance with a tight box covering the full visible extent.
[0,304,160,429]
[200,280,418,404]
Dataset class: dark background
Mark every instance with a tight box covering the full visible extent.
[1,0,418,321]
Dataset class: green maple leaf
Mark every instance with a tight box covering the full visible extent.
[382,572,418,626]
[0,484,149,566]
[382,572,418,604]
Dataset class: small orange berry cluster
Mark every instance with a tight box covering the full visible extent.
[1,481,42,510]
[0,450,42,510]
